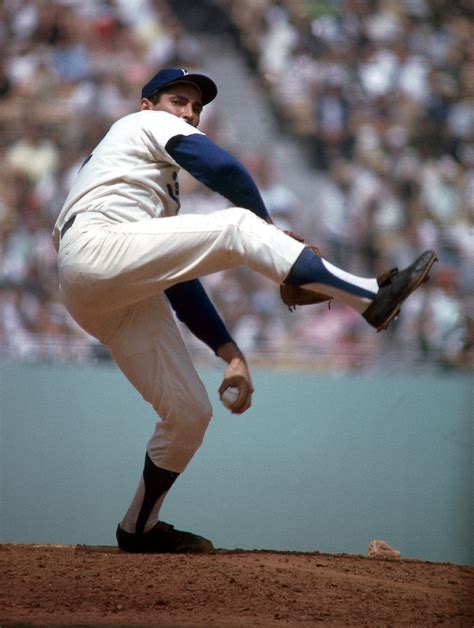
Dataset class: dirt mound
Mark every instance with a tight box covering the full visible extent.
[1,544,473,626]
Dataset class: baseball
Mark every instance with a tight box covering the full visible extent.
[221,386,239,409]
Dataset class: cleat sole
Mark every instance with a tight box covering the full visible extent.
[377,253,437,332]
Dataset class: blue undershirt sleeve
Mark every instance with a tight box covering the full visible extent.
[165,133,270,220]
[164,279,234,354]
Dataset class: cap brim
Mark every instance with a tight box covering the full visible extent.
[168,73,218,105]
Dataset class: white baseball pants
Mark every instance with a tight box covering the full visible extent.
[58,207,305,472]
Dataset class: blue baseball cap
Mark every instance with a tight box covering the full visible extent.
[141,68,218,105]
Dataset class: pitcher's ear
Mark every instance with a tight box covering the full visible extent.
[140,98,152,110]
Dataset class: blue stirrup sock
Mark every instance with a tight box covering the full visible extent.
[120,452,179,535]
[285,248,378,313]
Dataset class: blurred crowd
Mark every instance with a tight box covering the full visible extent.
[0,0,472,371]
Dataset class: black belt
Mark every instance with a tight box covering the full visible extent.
[61,215,76,239]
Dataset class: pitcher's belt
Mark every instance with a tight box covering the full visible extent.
[61,215,76,239]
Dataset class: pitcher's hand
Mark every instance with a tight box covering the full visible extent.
[217,343,254,414]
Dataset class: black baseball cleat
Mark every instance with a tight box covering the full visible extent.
[362,250,438,332]
[116,521,214,554]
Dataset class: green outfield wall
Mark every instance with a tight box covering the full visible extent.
[0,362,472,564]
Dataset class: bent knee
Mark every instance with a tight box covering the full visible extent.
[178,396,213,447]
[154,389,213,446]
[219,207,268,252]
[182,392,212,426]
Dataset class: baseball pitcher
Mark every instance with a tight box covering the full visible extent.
[53,68,436,553]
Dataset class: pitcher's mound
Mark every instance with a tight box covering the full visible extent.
[1,544,473,626]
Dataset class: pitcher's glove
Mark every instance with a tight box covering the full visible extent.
[280,235,332,311]
[280,284,332,311]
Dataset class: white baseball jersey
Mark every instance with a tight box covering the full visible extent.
[52,110,203,250]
